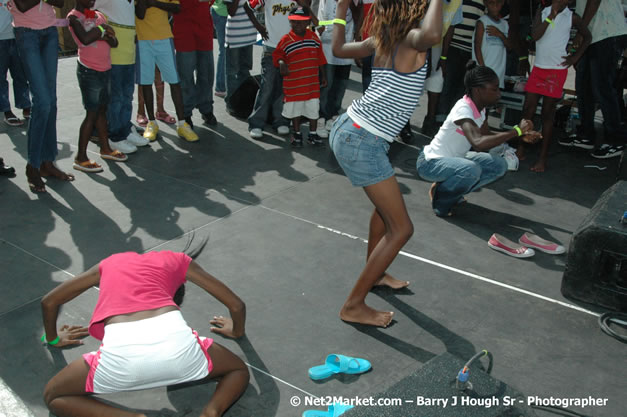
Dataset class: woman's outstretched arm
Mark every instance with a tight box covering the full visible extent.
[406,0,443,51]
[332,0,375,59]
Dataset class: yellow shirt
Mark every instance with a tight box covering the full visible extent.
[135,0,179,41]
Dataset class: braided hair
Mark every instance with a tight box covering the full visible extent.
[366,0,429,57]
[464,60,499,96]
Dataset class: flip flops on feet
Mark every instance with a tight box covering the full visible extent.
[73,159,103,173]
[302,403,354,417]
[155,111,176,124]
[4,114,23,126]
[100,150,128,162]
[308,354,371,380]
[488,233,535,258]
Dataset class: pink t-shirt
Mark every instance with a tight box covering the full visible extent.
[9,0,56,29]
[67,9,111,71]
[89,251,192,340]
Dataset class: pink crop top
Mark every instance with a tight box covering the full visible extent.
[89,251,192,340]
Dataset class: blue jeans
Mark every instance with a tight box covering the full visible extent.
[176,50,214,117]
[416,151,508,216]
[108,64,135,141]
[211,9,227,93]
[247,45,287,130]
[225,45,252,104]
[575,36,626,142]
[14,26,58,169]
[0,38,31,112]
[320,64,350,120]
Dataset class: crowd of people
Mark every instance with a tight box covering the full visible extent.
[0,0,623,415]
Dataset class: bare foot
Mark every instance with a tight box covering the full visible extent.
[375,273,410,290]
[429,182,437,201]
[40,161,75,181]
[530,161,545,172]
[515,147,526,161]
[340,303,394,327]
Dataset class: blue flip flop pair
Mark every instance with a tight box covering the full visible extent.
[301,354,371,417]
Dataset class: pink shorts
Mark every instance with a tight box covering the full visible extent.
[82,311,213,394]
[524,66,568,98]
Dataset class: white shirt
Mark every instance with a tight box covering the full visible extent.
[423,96,486,159]
[248,0,293,48]
[95,0,136,26]
[317,0,354,65]
[472,15,508,88]
[534,6,572,69]
[576,0,627,44]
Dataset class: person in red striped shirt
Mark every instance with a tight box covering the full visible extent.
[273,6,328,147]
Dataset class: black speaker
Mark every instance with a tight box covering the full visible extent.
[226,75,261,120]
[343,352,537,417]
[561,181,627,312]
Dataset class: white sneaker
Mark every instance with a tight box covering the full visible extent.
[316,118,329,139]
[126,130,149,147]
[277,125,290,135]
[109,139,137,154]
[325,118,335,132]
[250,128,263,139]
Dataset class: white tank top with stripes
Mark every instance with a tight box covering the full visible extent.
[347,55,428,142]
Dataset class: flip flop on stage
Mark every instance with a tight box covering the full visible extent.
[302,403,354,417]
[308,354,371,380]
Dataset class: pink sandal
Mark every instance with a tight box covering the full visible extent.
[488,234,535,258]
[155,111,176,124]
[136,114,149,127]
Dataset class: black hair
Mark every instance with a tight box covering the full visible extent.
[174,233,209,307]
[464,60,499,96]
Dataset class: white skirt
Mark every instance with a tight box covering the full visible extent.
[84,310,213,394]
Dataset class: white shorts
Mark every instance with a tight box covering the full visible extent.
[282,98,319,120]
[83,310,213,394]
[425,45,444,93]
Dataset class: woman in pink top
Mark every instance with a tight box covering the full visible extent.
[40,243,249,417]
[11,0,76,193]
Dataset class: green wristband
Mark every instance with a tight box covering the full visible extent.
[513,125,522,136]
[97,25,105,38]
[544,17,554,27]
[518,56,528,61]
[333,18,346,26]
[440,56,447,60]
[41,333,60,345]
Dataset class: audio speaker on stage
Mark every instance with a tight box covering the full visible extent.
[561,180,627,312]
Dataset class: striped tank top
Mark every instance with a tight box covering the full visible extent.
[347,55,427,142]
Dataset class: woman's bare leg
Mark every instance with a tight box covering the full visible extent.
[201,342,250,417]
[367,209,410,289]
[44,358,146,417]
[340,176,413,327]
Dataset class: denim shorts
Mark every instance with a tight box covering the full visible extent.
[77,63,111,111]
[329,113,394,187]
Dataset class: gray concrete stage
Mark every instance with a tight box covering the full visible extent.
[1,47,625,417]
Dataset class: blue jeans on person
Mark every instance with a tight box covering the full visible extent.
[108,64,134,141]
[211,9,227,93]
[416,150,508,216]
[247,45,287,130]
[14,26,58,169]
[225,44,252,106]
[176,50,214,118]
[320,64,350,120]
[0,38,31,112]
[575,36,627,143]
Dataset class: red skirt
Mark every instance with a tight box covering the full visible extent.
[524,66,568,98]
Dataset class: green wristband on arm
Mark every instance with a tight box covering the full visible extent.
[97,25,105,38]
[41,333,60,345]
[513,125,523,136]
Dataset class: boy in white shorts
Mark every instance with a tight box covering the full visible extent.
[273,6,327,147]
